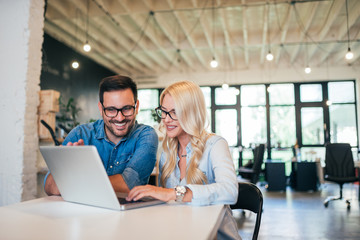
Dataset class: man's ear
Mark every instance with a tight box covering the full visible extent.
[98,102,103,114]
[135,100,140,114]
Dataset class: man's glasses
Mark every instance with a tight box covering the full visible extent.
[102,103,136,118]
[155,107,178,121]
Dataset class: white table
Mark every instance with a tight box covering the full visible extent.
[0,196,225,240]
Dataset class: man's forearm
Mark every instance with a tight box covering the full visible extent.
[109,174,130,193]
[44,174,61,196]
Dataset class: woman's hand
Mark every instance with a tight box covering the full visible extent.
[126,185,176,202]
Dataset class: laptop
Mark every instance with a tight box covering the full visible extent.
[39,145,164,211]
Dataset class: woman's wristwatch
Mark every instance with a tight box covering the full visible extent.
[174,186,187,202]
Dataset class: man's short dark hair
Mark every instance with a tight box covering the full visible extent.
[99,75,137,104]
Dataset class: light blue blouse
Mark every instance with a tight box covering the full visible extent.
[158,135,238,206]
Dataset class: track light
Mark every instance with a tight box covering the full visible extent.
[210,57,218,68]
[83,41,91,52]
[345,48,354,60]
[266,51,274,61]
[71,61,79,69]
[304,66,311,74]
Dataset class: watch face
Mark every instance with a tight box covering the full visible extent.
[176,186,186,196]
[175,186,186,202]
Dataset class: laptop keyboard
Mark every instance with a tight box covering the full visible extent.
[117,197,154,204]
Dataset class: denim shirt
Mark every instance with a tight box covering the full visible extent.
[158,135,238,206]
[47,120,158,190]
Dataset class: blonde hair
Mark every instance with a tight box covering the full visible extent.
[159,81,212,186]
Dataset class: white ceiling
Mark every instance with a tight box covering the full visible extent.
[44,0,360,84]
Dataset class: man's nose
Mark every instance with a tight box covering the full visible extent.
[114,112,126,121]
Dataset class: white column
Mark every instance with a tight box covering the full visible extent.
[0,0,44,206]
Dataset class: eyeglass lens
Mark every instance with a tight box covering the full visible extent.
[104,105,135,117]
[156,107,177,120]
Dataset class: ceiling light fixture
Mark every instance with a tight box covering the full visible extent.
[345,48,353,60]
[71,61,79,69]
[210,57,218,68]
[266,3,273,62]
[304,37,311,74]
[210,0,218,68]
[345,0,353,60]
[83,0,91,52]
[83,41,91,52]
[222,83,229,90]
[266,51,274,61]
[72,9,80,69]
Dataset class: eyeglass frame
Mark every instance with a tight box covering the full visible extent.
[102,103,137,118]
[155,107,178,121]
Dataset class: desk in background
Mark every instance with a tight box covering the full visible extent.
[291,161,318,191]
[265,160,287,191]
[0,196,225,240]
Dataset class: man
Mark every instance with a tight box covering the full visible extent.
[44,75,158,195]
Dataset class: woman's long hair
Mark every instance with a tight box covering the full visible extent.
[159,81,212,187]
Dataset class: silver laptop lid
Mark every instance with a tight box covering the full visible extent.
[40,146,121,210]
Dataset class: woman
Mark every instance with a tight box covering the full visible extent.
[127,81,241,239]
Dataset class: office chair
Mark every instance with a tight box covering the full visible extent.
[230,182,263,240]
[238,144,265,184]
[323,143,360,209]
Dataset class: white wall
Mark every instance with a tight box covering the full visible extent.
[138,65,360,88]
[0,0,44,206]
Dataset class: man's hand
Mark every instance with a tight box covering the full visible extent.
[44,173,61,196]
[66,139,84,146]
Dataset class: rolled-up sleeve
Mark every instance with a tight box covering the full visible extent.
[186,138,238,206]
[122,127,158,189]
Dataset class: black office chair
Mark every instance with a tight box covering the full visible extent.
[238,144,265,184]
[230,182,263,240]
[323,143,360,209]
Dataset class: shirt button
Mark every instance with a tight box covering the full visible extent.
[116,162,119,164]
[110,166,113,168]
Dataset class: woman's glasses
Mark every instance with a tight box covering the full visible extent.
[155,107,178,121]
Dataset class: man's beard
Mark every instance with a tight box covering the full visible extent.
[104,118,135,139]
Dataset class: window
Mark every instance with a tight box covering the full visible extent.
[328,81,357,146]
[270,106,296,147]
[300,84,322,102]
[215,109,238,146]
[269,84,296,148]
[269,84,294,105]
[241,106,266,147]
[215,87,237,105]
[328,81,354,103]
[241,85,266,106]
[201,87,212,131]
[137,89,159,127]
[301,107,324,145]
[241,85,266,148]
